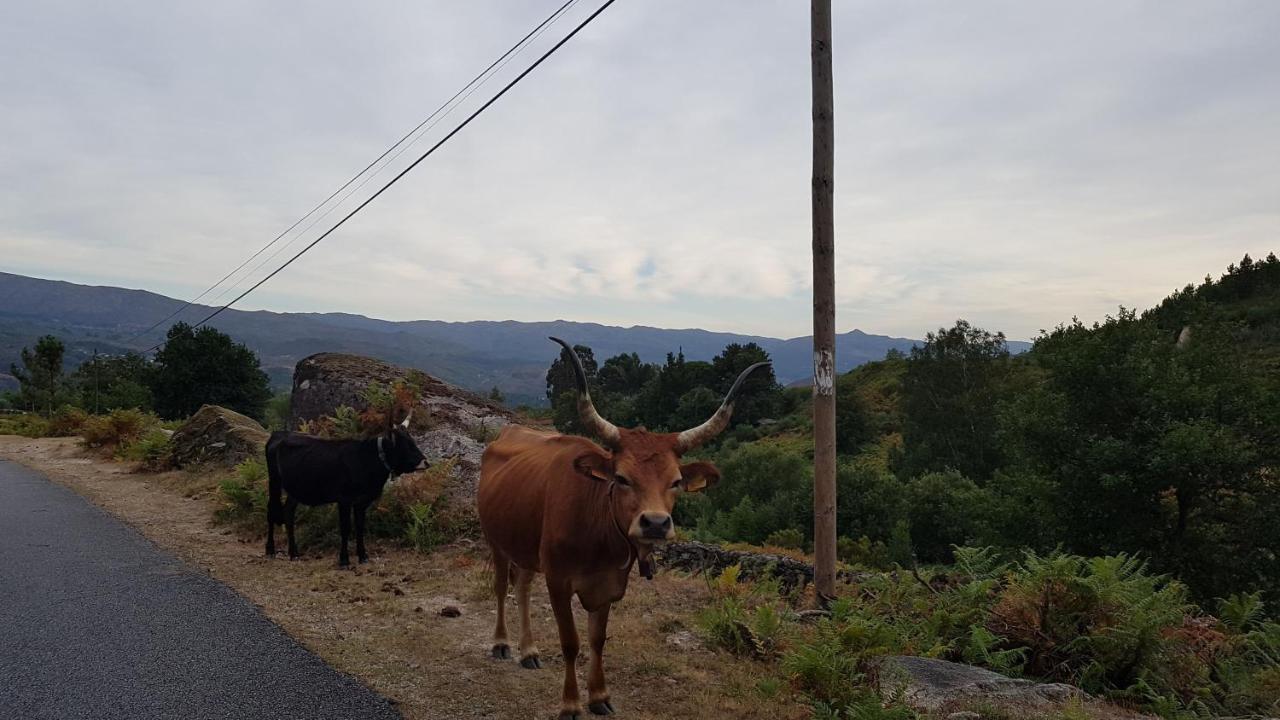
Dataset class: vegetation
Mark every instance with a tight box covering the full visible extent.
[9,335,72,416]
[605,256,1280,608]
[150,322,272,421]
[546,341,791,436]
[694,549,1280,718]
[4,322,271,423]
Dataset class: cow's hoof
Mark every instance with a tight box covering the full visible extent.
[288,554,300,561]
[588,700,615,716]
[358,556,369,564]
[519,654,542,670]
[491,643,511,660]
[558,711,581,720]
[338,559,350,568]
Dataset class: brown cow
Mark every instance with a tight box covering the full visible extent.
[478,337,770,718]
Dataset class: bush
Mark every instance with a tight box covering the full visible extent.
[696,566,786,660]
[0,413,51,437]
[264,393,291,431]
[118,428,173,471]
[466,420,500,444]
[80,409,155,448]
[404,502,445,553]
[47,406,89,437]
[215,457,269,529]
[838,536,893,571]
[766,528,805,551]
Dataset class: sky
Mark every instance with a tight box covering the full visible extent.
[2,1,1277,342]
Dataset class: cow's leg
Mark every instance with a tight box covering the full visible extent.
[586,604,614,715]
[337,502,353,567]
[265,512,276,557]
[354,502,370,564]
[516,568,541,669]
[548,578,582,719]
[284,497,300,559]
[491,553,512,660]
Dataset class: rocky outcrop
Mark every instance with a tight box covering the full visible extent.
[878,656,1087,713]
[652,541,870,592]
[289,353,517,507]
[170,405,269,468]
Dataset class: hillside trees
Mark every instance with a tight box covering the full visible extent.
[68,351,152,412]
[546,342,785,436]
[149,323,271,421]
[10,335,71,416]
[895,320,1014,482]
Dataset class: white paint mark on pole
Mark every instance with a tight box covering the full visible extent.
[814,349,835,396]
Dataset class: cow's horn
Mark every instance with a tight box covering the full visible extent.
[675,361,771,453]
[549,337,621,447]
[400,409,412,429]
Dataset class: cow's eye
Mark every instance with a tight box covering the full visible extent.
[671,478,683,490]
[615,474,631,487]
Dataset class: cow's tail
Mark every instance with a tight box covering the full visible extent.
[266,436,284,526]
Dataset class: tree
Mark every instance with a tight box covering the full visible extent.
[1000,305,1278,600]
[597,352,656,397]
[488,386,505,404]
[11,335,69,416]
[710,342,783,426]
[636,351,715,430]
[68,352,152,412]
[148,323,272,421]
[547,344,599,434]
[896,320,1013,482]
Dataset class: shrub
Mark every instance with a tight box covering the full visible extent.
[838,536,893,571]
[0,413,51,437]
[47,406,89,436]
[215,457,269,529]
[80,409,155,448]
[466,420,500,444]
[404,501,445,553]
[264,393,291,431]
[696,565,786,660]
[118,428,173,471]
[766,528,805,551]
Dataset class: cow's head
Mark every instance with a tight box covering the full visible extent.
[551,337,769,546]
[383,411,429,475]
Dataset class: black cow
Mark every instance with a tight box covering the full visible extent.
[266,415,427,566]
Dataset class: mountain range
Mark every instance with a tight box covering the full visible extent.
[0,271,1030,405]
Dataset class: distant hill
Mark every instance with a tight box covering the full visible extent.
[0,272,1029,405]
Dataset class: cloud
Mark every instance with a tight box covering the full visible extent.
[2,0,1277,341]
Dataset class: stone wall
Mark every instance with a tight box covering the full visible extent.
[652,541,869,593]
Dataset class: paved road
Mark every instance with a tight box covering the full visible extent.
[0,461,402,720]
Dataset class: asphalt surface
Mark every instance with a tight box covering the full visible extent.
[0,460,402,720]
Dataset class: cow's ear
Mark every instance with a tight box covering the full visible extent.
[678,461,721,493]
[573,449,614,482]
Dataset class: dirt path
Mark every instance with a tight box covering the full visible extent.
[0,437,800,720]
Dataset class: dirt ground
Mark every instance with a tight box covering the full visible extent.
[0,437,803,720]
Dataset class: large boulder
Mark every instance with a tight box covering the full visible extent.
[289,353,517,508]
[170,405,269,468]
[879,656,1088,714]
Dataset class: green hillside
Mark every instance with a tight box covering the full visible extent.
[675,255,1280,604]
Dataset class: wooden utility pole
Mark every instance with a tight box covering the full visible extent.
[810,0,837,603]
[92,348,100,414]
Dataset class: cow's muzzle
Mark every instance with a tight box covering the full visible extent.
[636,512,673,542]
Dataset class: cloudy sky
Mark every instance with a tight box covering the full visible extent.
[2,1,1277,341]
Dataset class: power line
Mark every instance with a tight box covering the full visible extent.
[128,0,579,345]
[203,0,579,311]
[153,0,620,349]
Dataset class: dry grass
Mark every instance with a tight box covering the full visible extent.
[0,436,802,720]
